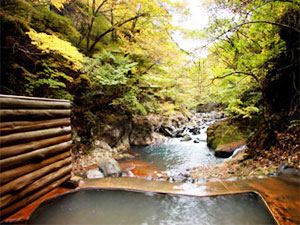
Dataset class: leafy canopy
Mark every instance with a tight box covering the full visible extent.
[27,29,83,70]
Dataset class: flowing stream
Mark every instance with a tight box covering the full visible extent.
[130,125,224,179]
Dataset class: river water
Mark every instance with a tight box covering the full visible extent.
[130,125,223,178]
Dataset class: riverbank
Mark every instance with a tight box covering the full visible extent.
[192,113,300,181]
[72,109,299,183]
[71,110,224,179]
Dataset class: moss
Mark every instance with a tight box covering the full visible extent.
[0,14,30,36]
[31,6,79,39]
[1,0,34,20]
[207,117,262,151]
[1,0,79,41]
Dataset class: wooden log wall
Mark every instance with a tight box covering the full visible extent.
[0,94,73,220]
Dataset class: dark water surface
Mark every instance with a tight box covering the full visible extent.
[28,189,276,225]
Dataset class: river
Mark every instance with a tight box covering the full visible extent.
[126,124,224,181]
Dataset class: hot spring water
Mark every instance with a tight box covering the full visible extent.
[28,189,276,225]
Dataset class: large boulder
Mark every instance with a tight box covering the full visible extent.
[130,114,166,145]
[94,140,112,151]
[98,158,121,177]
[159,113,189,136]
[95,115,131,148]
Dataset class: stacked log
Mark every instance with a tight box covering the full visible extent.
[0,94,73,220]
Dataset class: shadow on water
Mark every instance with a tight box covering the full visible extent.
[28,189,276,225]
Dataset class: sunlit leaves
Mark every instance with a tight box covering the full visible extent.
[194,0,298,117]
[33,0,70,10]
[82,51,137,87]
[27,29,83,70]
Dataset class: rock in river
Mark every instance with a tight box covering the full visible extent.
[181,134,192,142]
[172,129,185,138]
[189,127,201,135]
[98,158,121,177]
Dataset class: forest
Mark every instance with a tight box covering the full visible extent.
[1,0,299,176]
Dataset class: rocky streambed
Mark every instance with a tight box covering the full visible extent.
[72,109,297,183]
[72,110,243,182]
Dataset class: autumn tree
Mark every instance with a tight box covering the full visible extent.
[191,0,300,118]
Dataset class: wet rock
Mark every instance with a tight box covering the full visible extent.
[209,111,225,120]
[172,129,185,138]
[181,134,192,142]
[159,127,173,137]
[228,146,246,160]
[189,127,201,135]
[169,113,189,128]
[193,138,201,143]
[214,149,234,158]
[86,169,104,179]
[172,175,185,183]
[130,136,153,146]
[98,158,121,177]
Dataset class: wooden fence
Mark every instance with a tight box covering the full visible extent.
[0,94,72,220]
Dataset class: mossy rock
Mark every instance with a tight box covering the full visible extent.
[207,117,262,157]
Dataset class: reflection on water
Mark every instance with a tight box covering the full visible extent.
[28,190,276,225]
[131,126,223,175]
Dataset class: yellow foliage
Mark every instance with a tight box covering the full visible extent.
[27,29,83,70]
[161,102,177,115]
[34,0,70,10]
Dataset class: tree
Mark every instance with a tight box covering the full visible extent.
[193,0,300,118]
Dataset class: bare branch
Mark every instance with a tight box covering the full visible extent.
[200,20,300,50]
[165,30,190,55]
[94,0,107,15]
[88,13,148,53]
[212,71,260,84]
[141,63,157,75]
